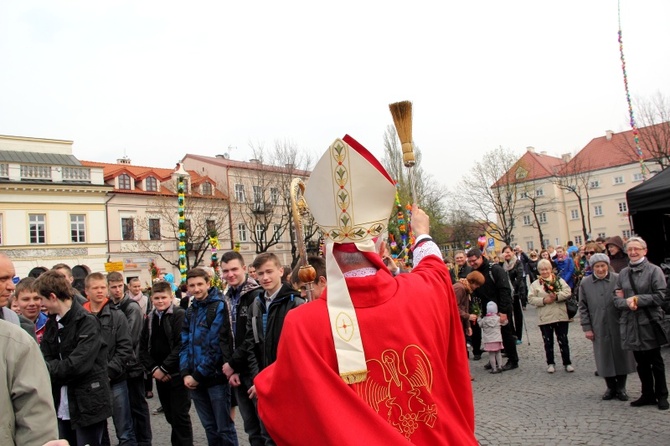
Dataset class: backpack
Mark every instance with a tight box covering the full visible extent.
[186,300,221,329]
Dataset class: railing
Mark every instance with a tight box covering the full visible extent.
[20,165,52,181]
[62,167,91,182]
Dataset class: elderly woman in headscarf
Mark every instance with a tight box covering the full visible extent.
[578,253,636,401]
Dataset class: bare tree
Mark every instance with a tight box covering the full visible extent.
[270,139,316,267]
[553,157,594,241]
[382,126,449,247]
[135,195,230,270]
[459,146,520,245]
[616,92,670,172]
[232,141,314,260]
[517,179,558,249]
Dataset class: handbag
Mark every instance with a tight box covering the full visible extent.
[565,296,578,320]
[629,270,670,346]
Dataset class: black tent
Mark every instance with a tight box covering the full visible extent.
[626,167,670,265]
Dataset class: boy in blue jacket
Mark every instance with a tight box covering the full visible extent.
[180,267,237,446]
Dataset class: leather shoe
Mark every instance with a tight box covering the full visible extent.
[501,361,518,371]
[630,396,657,407]
[602,389,616,400]
[616,390,629,401]
[658,398,669,410]
[473,355,481,361]
[484,363,492,370]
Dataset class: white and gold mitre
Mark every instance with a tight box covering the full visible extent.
[304,135,396,384]
[304,135,396,244]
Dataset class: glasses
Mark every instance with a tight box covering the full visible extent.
[627,247,646,252]
[585,251,596,256]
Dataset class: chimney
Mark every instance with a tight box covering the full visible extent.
[605,130,614,141]
[561,153,572,163]
[540,151,547,156]
[526,146,535,153]
[117,156,131,165]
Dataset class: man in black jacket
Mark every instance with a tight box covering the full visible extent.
[140,281,193,445]
[84,272,136,446]
[242,253,304,444]
[220,251,265,446]
[108,271,152,446]
[38,270,112,446]
[466,248,519,370]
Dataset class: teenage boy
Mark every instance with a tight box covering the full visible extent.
[289,255,327,300]
[243,253,304,444]
[37,270,112,446]
[14,277,48,343]
[180,267,238,446]
[140,281,193,445]
[107,271,152,446]
[84,272,136,446]
[220,251,264,446]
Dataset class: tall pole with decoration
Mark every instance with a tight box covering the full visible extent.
[176,165,188,284]
[617,0,649,180]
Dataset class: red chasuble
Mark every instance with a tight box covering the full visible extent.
[255,255,476,445]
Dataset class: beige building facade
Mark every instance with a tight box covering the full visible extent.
[82,159,230,285]
[500,127,660,251]
[182,154,312,267]
[0,135,110,277]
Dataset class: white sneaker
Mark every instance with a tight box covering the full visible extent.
[565,364,575,373]
[547,365,555,373]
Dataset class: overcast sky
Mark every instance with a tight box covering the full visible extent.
[1,1,668,190]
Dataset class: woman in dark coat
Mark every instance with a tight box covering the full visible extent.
[612,237,669,410]
[605,236,629,273]
[502,245,525,343]
[579,254,635,401]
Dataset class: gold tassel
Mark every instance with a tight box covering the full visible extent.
[340,370,368,384]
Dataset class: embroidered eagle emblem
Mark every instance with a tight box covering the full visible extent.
[354,344,437,440]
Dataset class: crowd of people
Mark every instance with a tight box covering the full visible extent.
[2,134,669,445]
[451,235,669,411]
[1,135,478,445]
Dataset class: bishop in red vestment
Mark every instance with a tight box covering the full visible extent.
[255,135,476,445]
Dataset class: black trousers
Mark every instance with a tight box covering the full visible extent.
[156,378,194,446]
[127,374,152,445]
[59,419,105,446]
[471,322,482,356]
[604,375,628,391]
[539,322,571,366]
[633,348,669,400]
[501,311,519,363]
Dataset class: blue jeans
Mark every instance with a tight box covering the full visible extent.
[190,383,238,446]
[111,380,138,446]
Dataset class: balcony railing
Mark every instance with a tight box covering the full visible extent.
[62,167,91,183]
[20,165,52,181]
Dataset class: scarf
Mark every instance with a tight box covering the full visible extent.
[503,257,517,272]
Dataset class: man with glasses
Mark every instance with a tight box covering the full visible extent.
[466,248,519,371]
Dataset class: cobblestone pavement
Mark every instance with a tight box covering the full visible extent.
[472,306,670,446]
[141,395,250,446]
[137,307,670,445]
